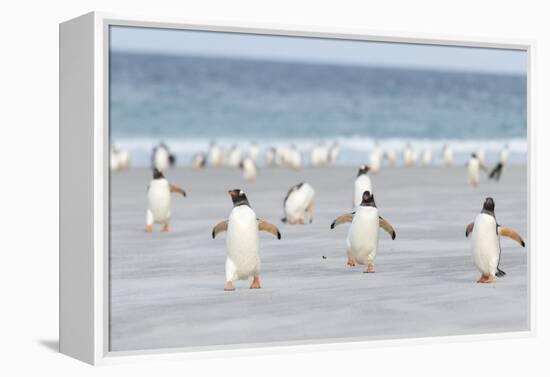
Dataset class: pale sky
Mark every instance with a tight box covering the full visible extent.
[110,26,527,75]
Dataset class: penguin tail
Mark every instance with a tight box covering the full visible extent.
[496,268,506,278]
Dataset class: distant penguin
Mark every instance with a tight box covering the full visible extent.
[110,147,122,172]
[422,148,432,167]
[145,169,186,232]
[191,153,206,169]
[385,148,397,167]
[500,144,509,165]
[442,144,454,166]
[477,148,486,166]
[311,143,329,167]
[227,145,242,168]
[248,142,259,162]
[239,157,257,182]
[266,147,277,167]
[465,197,525,283]
[208,142,224,167]
[212,189,281,291]
[330,190,396,273]
[287,145,303,170]
[329,142,340,164]
[369,143,383,173]
[403,144,416,167]
[353,165,373,209]
[152,143,176,173]
[467,153,487,187]
[282,182,315,224]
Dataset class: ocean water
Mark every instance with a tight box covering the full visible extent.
[109,51,527,166]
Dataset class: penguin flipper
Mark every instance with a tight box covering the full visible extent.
[170,184,187,197]
[465,222,474,237]
[498,226,526,247]
[379,216,396,240]
[258,220,281,239]
[330,213,354,229]
[212,220,228,239]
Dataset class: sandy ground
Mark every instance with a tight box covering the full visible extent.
[109,165,528,352]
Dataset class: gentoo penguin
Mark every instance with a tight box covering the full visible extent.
[353,165,373,209]
[287,145,303,170]
[489,144,510,181]
[265,147,277,167]
[212,189,281,291]
[248,142,259,162]
[385,148,397,167]
[467,153,487,187]
[500,144,509,165]
[369,143,383,173]
[465,197,525,283]
[281,182,315,224]
[477,148,486,166]
[208,142,224,167]
[328,142,340,164]
[110,146,122,172]
[191,153,206,169]
[403,143,416,167]
[227,145,242,168]
[145,169,186,232]
[239,157,257,182]
[152,142,176,173]
[421,148,432,167]
[311,143,329,167]
[330,190,396,273]
[442,144,454,166]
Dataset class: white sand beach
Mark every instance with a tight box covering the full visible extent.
[109,165,528,352]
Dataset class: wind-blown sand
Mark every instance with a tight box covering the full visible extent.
[110,165,528,352]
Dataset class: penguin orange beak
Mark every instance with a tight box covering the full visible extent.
[228,190,237,197]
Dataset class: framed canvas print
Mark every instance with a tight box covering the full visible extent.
[59,12,533,365]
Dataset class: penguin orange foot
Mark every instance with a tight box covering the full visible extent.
[162,224,169,232]
[250,276,261,289]
[145,224,153,232]
[224,281,235,291]
[364,264,375,273]
[347,256,356,267]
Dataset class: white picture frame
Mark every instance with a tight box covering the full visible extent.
[59,11,535,365]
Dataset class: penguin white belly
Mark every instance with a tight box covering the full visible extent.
[500,150,509,165]
[148,180,171,223]
[443,149,453,165]
[208,147,222,167]
[242,159,256,181]
[285,184,315,222]
[471,214,500,276]
[468,160,480,185]
[154,148,169,172]
[347,207,379,264]
[353,175,373,208]
[369,150,381,172]
[226,206,260,281]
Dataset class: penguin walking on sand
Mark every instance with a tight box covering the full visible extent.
[191,153,206,169]
[467,153,487,187]
[239,157,257,182]
[145,169,186,232]
[353,165,373,209]
[422,148,432,167]
[212,189,281,291]
[152,142,176,173]
[489,144,509,181]
[227,145,242,168]
[330,190,396,273]
[208,142,224,167]
[465,197,525,283]
[442,144,454,166]
[369,143,383,173]
[281,182,315,224]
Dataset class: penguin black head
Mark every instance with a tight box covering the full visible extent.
[482,197,495,212]
[153,168,164,179]
[228,189,250,207]
[357,164,370,177]
[360,190,376,207]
